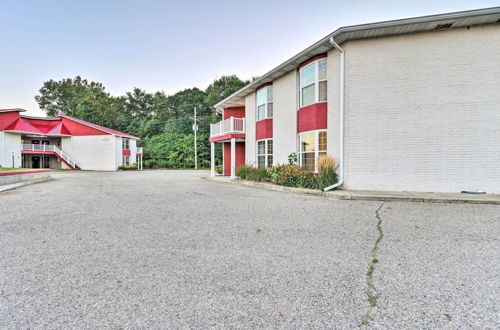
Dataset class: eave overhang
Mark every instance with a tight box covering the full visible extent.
[214,7,500,112]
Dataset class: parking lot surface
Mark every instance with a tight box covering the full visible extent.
[0,170,498,328]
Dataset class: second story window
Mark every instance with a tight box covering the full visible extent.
[256,85,273,121]
[299,58,327,108]
[122,138,130,150]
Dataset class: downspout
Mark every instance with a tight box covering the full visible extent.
[324,36,344,191]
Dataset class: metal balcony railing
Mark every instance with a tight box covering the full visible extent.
[22,144,77,169]
[210,117,245,138]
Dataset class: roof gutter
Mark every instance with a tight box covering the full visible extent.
[213,7,500,111]
[324,37,344,192]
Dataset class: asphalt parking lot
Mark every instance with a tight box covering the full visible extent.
[0,170,498,328]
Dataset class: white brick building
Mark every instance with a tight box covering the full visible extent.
[209,8,500,194]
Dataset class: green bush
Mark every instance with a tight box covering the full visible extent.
[316,155,338,190]
[237,163,331,190]
[118,163,138,171]
[215,165,223,174]
[236,165,270,181]
[269,164,317,189]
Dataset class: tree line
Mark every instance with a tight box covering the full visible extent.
[34,75,248,168]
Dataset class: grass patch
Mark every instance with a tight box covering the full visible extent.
[0,168,33,172]
[362,202,385,325]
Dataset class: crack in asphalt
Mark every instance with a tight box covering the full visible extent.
[362,202,385,326]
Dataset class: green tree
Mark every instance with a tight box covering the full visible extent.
[34,74,245,169]
[35,76,109,117]
[204,75,249,108]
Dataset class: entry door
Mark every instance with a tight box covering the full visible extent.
[32,156,40,168]
[43,156,50,168]
[42,141,50,145]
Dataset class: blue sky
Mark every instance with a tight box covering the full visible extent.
[1,0,497,116]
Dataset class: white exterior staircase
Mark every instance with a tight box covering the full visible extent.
[22,144,79,169]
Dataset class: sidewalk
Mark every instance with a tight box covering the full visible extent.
[204,176,500,205]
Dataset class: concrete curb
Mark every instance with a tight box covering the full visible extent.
[203,176,500,205]
[0,177,53,193]
[0,170,52,186]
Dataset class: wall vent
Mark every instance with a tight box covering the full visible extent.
[434,22,454,30]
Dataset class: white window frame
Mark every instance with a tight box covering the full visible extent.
[298,130,327,172]
[122,138,130,150]
[299,58,327,108]
[256,86,273,121]
[256,139,273,168]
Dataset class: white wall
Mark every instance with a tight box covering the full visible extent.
[342,25,500,193]
[63,135,117,171]
[0,132,4,167]
[115,136,123,168]
[273,70,298,164]
[327,50,341,166]
[244,93,256,166]
[129,138,137,165]
[0,132,22,168]
[60,136,72,170]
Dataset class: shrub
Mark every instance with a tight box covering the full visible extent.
[236,165,270,181]
[118,163,138,171]
[287,153,298,165]
[269,164,317,189]
[236,165,250,179]
[215,165,223,174]
[316,155,338,190]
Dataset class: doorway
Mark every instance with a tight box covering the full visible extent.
[32,156,40,168]
[43,156,50,168]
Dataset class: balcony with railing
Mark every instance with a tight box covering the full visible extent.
[210,117,245,140]
[21,144,77,169]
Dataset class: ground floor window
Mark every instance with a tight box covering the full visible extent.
[257,139,273,168]
[298,130,327,172]
[123,156,130,166]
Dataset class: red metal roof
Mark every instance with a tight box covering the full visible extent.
[60,115,139,139]
[5,118,44,134]
[1,109,138,139]
[47,122,71,135]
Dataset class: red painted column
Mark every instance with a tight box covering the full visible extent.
[223,142,245,176]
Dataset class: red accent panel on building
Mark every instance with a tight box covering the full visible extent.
[0,169,51,176]
[0,111,21,130]
[256,118,273,140]
[223,107,245,120]
[223,142,245,176]
[61,117,111,136]
[209,133,245,143]
[297,103,328,133]
[22,150,58,155]
[122,149,131,156]
[299,54,327,68]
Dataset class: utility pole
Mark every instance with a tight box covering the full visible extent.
[191,107,198,170]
